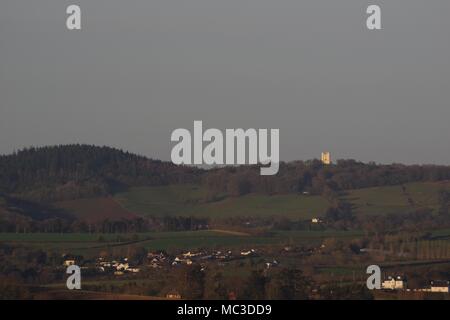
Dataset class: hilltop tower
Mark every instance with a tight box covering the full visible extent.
[321,152,331,165]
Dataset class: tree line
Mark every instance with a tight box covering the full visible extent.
[203,159,450,198]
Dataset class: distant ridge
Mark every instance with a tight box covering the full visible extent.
[2,144,450,204]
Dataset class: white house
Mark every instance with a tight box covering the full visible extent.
[63,259,76,267]
[182,251,202,258]
[240,249,256,256]
[430,281,449,293]
[116,263,129,271]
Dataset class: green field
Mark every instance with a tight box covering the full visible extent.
[343,185,412,215]
[112,181,450,219]
[404,181,450,209]
[0,229,364,254]
[114,185,330,219]
[344,181,450,216]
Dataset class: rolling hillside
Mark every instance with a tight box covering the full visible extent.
[113,185,330,219]
[3,178,450,223]
[110,181,450,219]
[108,181,450,219]
[2,145,450,224]
[33,180,450,222]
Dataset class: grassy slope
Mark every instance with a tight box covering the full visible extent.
[47,181,450,221]
[114,181,450,219]
[55,197,137,223]
[343,185,411,216]
[114,185,330,219]
[344,181,450,216]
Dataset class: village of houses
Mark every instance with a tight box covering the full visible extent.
[379,276,449,293]
[61,243,450,297]
[62,247,280,276]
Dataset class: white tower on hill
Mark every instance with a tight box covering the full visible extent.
[321,152,331,165]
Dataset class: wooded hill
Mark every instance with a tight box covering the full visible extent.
[0,145,200,202]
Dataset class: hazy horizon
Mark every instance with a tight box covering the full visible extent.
[1,1,450,165]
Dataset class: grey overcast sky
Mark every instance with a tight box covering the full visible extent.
[0,1,449,164]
